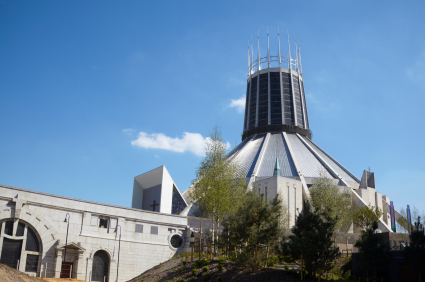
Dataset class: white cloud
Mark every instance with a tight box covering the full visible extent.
[131,132,231,157]
[122,128,134,135]
[229,96,246,113]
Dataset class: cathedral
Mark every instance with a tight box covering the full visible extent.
[0,32,404,281]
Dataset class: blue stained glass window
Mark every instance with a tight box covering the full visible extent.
[172,185,187,215]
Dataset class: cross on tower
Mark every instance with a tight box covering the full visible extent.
[150,200,159,211]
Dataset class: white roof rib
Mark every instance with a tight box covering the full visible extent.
[257,133,297,177]
[231,134,266,177]
[302,136,360,183]
[298,135,358,183]
[227,136,251,161]
[285,133,333,178]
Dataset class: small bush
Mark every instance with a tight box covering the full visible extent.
[235,279,241,282]
[216,276,223,282]
[178,268,183,273]
[218,258,224,264]
[203,273,210,281]
[285,264,290,270]
[183,260,188,266]
[266,256,279,267]
[202,266,209,272]
[177,279,185,282]
[217,264,223,271]
[204,259,210,265]
[189,278,196,282]
[192,268,198,276]
[166,280,172,282]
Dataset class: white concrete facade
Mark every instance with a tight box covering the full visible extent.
[254,176,303,227]
[0,184,190,282]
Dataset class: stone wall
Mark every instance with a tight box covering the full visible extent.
[0,184,190,282]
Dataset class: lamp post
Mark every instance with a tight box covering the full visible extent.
[114,225,121,282]
[63,213,70,278]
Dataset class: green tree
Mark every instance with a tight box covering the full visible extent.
[403,217,425,282]
[352,205,383,230]
[219,191,283,272]
[354,222,392,279]
[309,172,353,232]
[189,125,247,250]
[279,203,339,280]
[399,206,425,233]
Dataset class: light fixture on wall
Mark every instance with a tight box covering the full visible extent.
[62,213,70,278]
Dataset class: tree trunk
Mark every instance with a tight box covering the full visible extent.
[254,243,259,272]
[212,217,215,254]
[300,254,303,281]
[265,246,269,268]
[199,212,203,261]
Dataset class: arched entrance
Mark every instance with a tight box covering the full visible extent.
[0,219,41,274]
[91,250,109,282]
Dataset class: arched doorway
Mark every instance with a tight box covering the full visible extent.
[91,250,109,282]
[0,219,41,274]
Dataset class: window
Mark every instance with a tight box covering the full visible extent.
[151,226,158,235]
[265,187,268,199]
[25,227,40,252]
[16,222,25,236]
[135,224,143,233]
[170,234,183,248]
[98,217,109,229]
[25,254,39,272]
[172,185,187,215]
[0,220,41,273]
[4,220,13,236]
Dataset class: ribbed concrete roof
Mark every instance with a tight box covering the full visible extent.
[228,132,360,184]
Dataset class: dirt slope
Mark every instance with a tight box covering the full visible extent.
[0,264,41,282]
[128,257,317,282]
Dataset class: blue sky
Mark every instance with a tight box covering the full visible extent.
[1,0,425,213]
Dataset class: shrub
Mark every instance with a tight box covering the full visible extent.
[285,265,290,270]
[166,281,172,282]
[203,273,210,281]
[204,259,210,265]
[235,280,241,282]
[189,278,196,282]
[178,268,183,273]
[218,258,224,264]
[267,256,279,267]
[202,266,209,272]
[177,279,185,282]
[183,260,188,266]
[217,264,223,271]
[192,268,198,276]
[216,276,223,282]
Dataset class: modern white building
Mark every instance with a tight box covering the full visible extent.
[0,32,408,282]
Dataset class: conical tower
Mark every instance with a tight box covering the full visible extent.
[185,30,397,232]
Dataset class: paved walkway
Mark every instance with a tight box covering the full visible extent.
[274,262,300,270]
